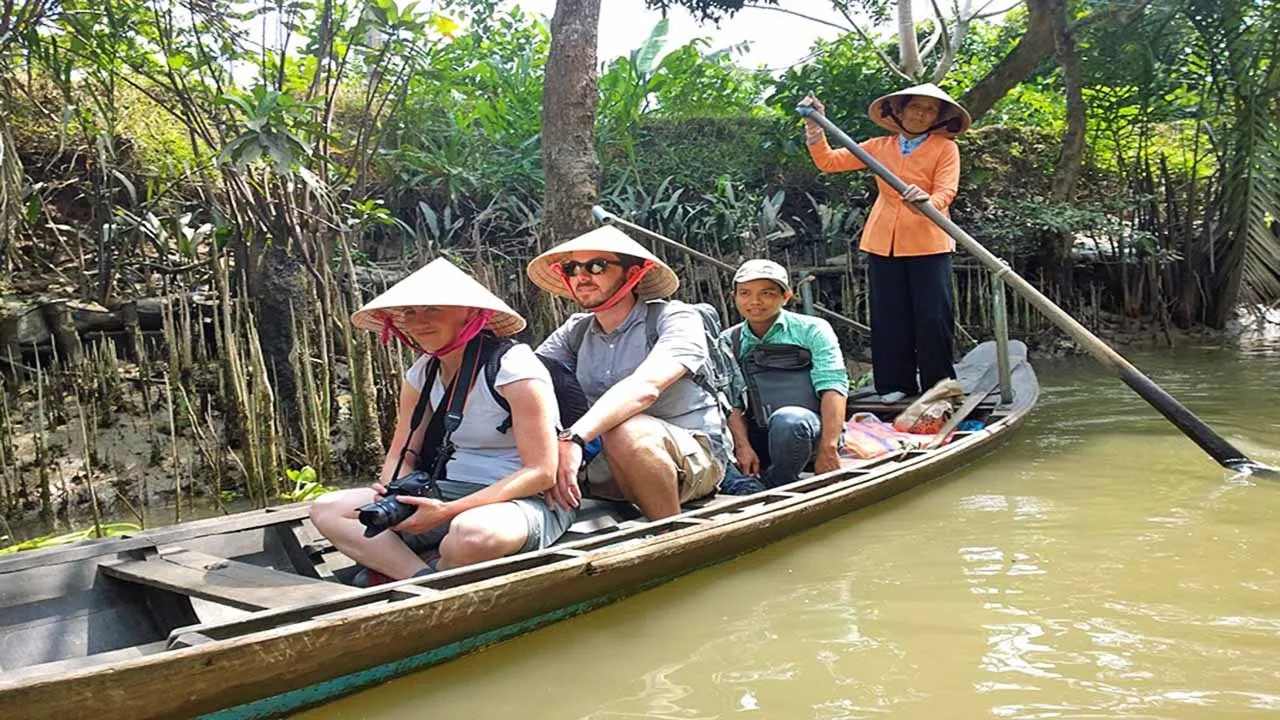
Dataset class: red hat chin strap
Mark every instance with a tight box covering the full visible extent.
[375,309,494,357]
[426,309,494,358]
[377,311,423,354]
[556,260,656,313]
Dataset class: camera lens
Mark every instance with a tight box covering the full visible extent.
[357,497,417,538]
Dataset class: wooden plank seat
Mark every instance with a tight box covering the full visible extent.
[101,548,358,611]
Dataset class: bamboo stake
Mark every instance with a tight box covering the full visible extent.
[164,371,182,523]
[176,384,226,514]
[32,342,52,527]
[74,390,104,538]
[0,384,12,513]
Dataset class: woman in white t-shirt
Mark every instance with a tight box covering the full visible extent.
[311,258,571,583]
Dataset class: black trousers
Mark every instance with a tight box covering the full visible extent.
[867,251,956,395]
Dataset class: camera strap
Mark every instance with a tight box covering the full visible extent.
[391,334,489,490]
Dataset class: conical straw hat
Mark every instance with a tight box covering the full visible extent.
[351,257,526,337]
[867,83,972,137]
[527,225,680,301]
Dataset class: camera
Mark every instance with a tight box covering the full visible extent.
[357,471,441,538]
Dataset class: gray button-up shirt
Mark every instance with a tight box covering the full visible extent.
[537,299,731,461]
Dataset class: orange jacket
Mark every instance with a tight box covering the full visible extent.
[808,134,960,257]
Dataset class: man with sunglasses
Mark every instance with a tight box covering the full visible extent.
[527,226,731,520]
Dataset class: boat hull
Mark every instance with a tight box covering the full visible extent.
[0,342,1037,720]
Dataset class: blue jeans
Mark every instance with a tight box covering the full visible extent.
[721,406,822,495]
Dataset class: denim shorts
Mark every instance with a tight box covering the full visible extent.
[398,479,575,555]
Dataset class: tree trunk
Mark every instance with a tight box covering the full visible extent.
[255,243,306,448]
[338,232,382,478]
[41,302,83,368]
[963,0,1148,123]
[897,0,922,78]
[1049,0,1086,203]
[0,116,22,271]
[539,0,602,336]
[1047,0,1087,297]
[962,0,1055,121]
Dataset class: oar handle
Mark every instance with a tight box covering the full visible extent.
[797,106,1275,477]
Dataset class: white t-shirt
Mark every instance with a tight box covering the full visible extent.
[404,343,557,487]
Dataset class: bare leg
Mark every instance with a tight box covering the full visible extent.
[309,488,429,579]
[435,503,530,571]
[600,416,682,520]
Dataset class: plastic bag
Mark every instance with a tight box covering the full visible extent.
[840,412,907,459]
[892,378,964,434]
[894,400,952,434]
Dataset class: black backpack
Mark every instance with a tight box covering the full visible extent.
[560,299,736,411]
[483,337,592,435]
[404,332,590,463]
[728,324,821,428]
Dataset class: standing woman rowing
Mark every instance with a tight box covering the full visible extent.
[800,84,972,402]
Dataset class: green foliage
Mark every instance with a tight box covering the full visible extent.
[645,40,773,118]
[946,13,1065,131]
[5,0,1277,337]
[379,6,549,205]
[642,0,778,23]
[279,466,336,502]
[0,523,142,555]
[770,34,902,140]
[219,87,316,172]
[597,20,772,157]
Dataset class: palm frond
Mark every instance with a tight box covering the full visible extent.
[1198,0,1280,322]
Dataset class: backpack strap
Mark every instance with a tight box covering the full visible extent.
[423,334,487,483]
[730,323,747,415]
[483,337,519,433]
[390,357,440,482]
[565,313,594,362]
[643,299,666,350]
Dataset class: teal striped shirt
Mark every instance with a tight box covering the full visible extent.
[719,309,849,410]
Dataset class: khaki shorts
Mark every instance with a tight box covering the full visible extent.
[584,415,723,503]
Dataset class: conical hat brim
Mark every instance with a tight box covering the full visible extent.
[351,257,526,337]
[527,225,680,301]
[867,83,972,137]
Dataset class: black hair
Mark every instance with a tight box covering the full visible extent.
[619,254,645,270]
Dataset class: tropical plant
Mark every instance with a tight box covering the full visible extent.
[0,523,142,555]
[279,466,336,502]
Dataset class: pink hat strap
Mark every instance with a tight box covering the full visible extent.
[376,311,424,354]
[426,310,495,358]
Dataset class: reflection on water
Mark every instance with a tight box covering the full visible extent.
[299,343,1280,720]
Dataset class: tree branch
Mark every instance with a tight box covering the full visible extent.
[833,5,913,81]
[742,3,852,34]
[920,22,944,62]
[924,0,952,60]
[1068,0,1149,36]
[971,0,1024,20]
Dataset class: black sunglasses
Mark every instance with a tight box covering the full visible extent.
[558,257,623,277]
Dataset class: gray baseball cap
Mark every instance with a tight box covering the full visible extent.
[733,259,791,293]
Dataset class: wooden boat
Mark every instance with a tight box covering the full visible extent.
[0,340,1037,720]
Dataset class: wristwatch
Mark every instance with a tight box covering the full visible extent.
[557,428,587,451]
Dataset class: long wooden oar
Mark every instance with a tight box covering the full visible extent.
[798,106,1276,477]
